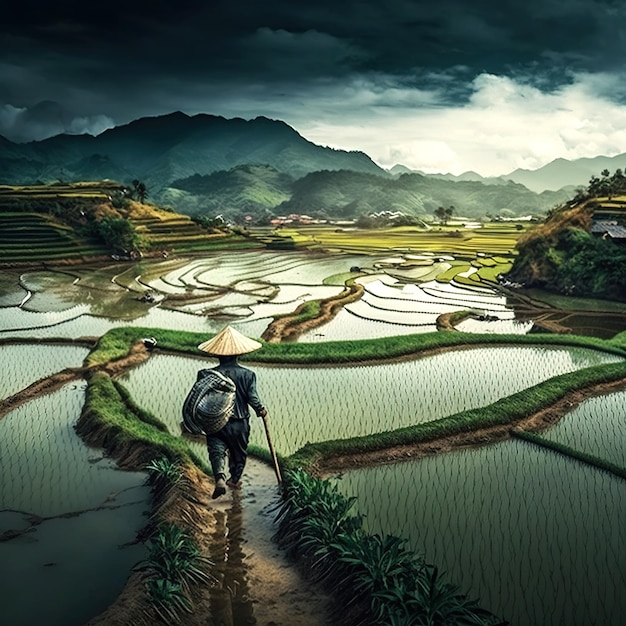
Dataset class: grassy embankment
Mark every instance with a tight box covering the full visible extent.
[511,429,626,480]
[78,371,209,473]
[87,327,626,472]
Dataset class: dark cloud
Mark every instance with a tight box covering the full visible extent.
[1,0,626,145]
[0,100,113,142]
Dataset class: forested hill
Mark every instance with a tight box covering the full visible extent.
[278,170,571,220]
[0,112,384,194]
[160,166,572,221]
[507,172,626,302]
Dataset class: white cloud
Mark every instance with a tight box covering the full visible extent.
[279,70,626,175]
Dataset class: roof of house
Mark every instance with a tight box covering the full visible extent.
[590,221,626,239]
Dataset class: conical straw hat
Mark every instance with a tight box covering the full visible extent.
[197,326,262,356]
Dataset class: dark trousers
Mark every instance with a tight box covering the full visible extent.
[206,419,250,483]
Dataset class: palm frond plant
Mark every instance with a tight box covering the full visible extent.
[137,522,215,623]
[145,578,192,624]
[332,532,426,622]
[371,565,506,625]
[145,457,185,501]
[273,469,506,626]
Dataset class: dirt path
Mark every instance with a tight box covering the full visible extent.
[210,459,330,625]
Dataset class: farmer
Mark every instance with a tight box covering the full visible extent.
[196,326,268,499]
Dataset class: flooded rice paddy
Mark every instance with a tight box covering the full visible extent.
[0,385,150,626]
[0,250,530,342]
[120,346,622,456]
[539,388,626,468]
[1,249,625,625]
[1,344,89,399]
[336,439,626,626]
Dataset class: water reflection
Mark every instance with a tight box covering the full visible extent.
[0,385,150,626]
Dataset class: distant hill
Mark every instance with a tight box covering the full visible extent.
[164,164,294,216]
[0,181,254,264]
[503,153,626,193]
[391,155,626,194]
[389,164,508,186]
[507,195,626,302]
[2,111,616,221]
[0,112,386,199]
[276,170,572,220]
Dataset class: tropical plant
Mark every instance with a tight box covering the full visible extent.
[144,578,192,624]
[145,457,185,500]
[132,179,149,203]
[434,205,454,225]
[95,215,139,253]
[273,469,505,625]
[138,522,215,623]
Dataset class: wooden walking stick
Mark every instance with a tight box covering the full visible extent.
[261,412,282,484]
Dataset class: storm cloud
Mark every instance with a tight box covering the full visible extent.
[1,0,625,174]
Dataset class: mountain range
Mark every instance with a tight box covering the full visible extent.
[0,111,623,220]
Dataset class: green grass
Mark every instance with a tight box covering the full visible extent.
[287,360,626,470]
[81,372,209,472]
[511,429,626,480]
[85,326,626,478]
[88,326,626,367]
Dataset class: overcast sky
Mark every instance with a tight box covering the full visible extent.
[2,0,626,175]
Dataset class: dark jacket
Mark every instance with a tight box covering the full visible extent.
[197,356,265,420]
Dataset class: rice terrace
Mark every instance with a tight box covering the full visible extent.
[1,180,626,626]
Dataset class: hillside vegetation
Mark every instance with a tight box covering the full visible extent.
[0,112,384,196]
[507,169,626,302]
[163,166,571,223]
[0,181,255,264]
[0,112,573,224]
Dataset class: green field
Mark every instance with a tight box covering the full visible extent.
[0,182,260,264]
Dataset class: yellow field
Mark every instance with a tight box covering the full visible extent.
[253,222,532,258]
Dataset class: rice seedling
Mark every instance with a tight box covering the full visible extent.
[139,522,215,623]
[273,470,504,625]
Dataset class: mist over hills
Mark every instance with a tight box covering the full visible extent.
[504,153,626,193]
[165,165,572,221]
[0,111,621,221]
[393,152,626,194]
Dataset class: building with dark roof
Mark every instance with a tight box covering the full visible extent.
[590,220,626,243]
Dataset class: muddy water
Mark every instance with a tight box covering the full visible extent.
[207,459,329,626]
[0,385,150,626]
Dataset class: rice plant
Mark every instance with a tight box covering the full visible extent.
[273,469,505,625]
[145,457,184,500]
[138,522,215,623]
